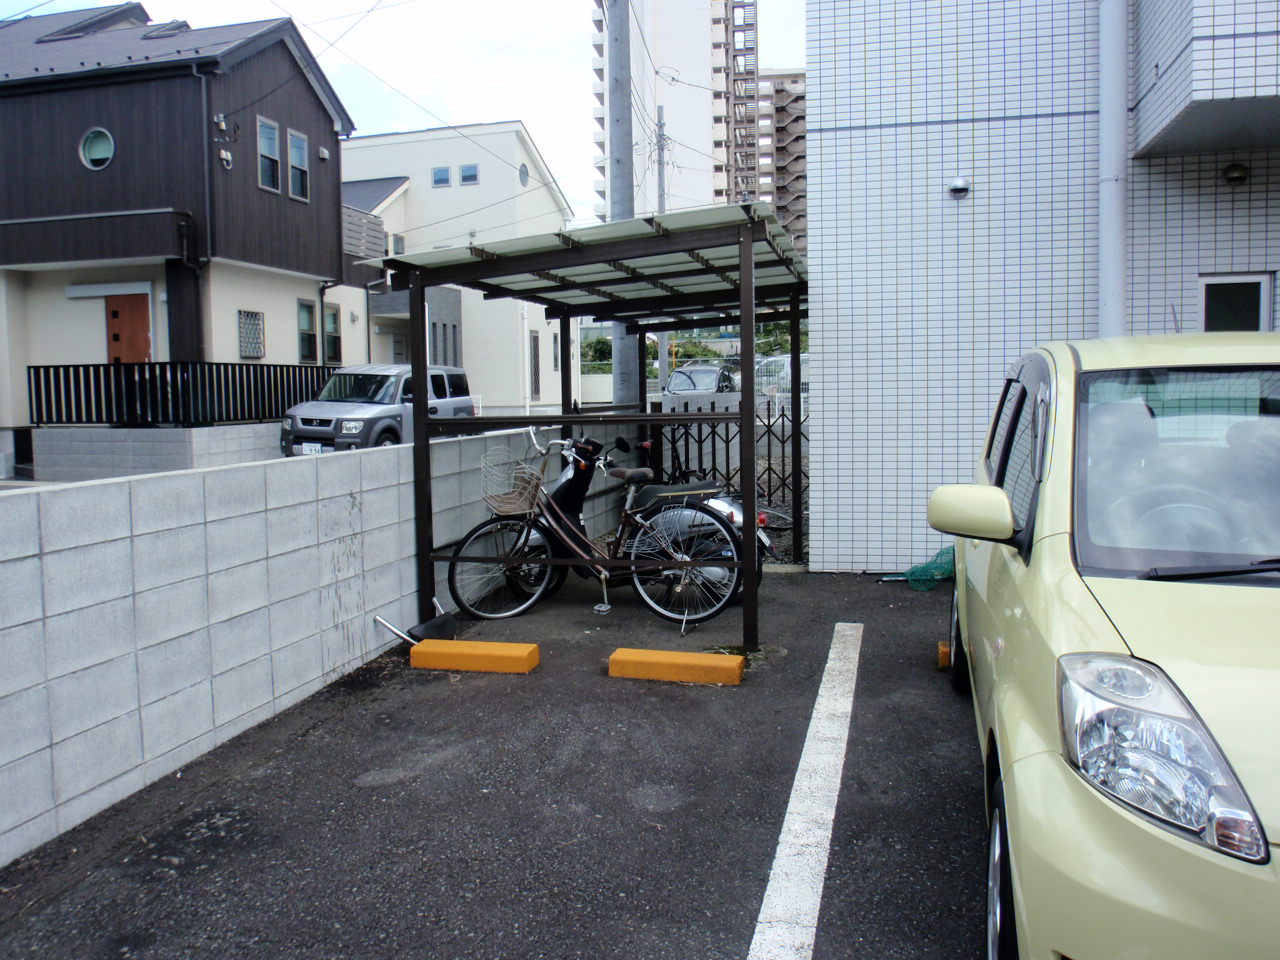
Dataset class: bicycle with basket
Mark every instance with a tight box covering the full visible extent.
[446,429,745,630]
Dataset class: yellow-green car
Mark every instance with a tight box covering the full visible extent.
[928,334,1280,959]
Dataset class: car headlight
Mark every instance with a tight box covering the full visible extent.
[1058,653,1268,862]
[339,420,364,435]
[281,417,292,431]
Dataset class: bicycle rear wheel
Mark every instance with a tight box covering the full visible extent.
[448,516,554,619]
[627,502,742,624]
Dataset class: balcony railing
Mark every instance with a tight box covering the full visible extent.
[28,361,337,428]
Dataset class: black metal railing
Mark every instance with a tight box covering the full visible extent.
[28,362,337,427]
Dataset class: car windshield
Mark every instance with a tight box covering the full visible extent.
[1074,365,1280,578]
[672,368,719,391]
[316,373,398,404]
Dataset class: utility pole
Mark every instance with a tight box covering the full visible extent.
[655,104,670,390]
[607,0,640,406]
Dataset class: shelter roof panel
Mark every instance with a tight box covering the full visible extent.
[379,202,804,324]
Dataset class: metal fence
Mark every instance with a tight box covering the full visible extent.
[646,396,808,558]
[28,361,338,427]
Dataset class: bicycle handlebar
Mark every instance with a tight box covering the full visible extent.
[527,427,575,460]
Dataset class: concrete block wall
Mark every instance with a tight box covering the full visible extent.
[0,432,549,870]
[32,425,281,482]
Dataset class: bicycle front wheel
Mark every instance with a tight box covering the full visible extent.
[448,516,554,619]
[627,502,742,624]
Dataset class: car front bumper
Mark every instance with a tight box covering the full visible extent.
[1004,751,1280,959]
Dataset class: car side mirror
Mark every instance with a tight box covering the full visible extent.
[927,484,1015,542]
[401,379,413,401]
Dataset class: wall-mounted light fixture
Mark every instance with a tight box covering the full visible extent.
[1223,163,1249,187]
[948,176,971,199]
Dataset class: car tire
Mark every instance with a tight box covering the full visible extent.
[375,432,398,447]
[949,585,971,694]
[987,779,1020,960]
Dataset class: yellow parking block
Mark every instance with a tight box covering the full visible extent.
[608,647,745,685]
[409,638,540,674]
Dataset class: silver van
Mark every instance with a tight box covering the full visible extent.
[280,363,473,456]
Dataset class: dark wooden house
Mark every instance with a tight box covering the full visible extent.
[0,4,379,473]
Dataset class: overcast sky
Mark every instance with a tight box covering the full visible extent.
[4,0,806,221]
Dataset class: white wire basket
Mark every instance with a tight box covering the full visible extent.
[481,447,543,515]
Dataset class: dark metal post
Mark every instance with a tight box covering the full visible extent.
[637,331,649,411]
[789,290,805,563]
[558,315,573,414]
[738,221,758,652]
[407,268,435,623]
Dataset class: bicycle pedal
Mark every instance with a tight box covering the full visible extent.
[593,603,612,615]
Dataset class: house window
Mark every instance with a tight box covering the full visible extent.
[432,166,450,187]
[392,234,405,255]
[258,118,280,192]
[288,130,309,200]
[552,331,560,372]
[298,300,317,363]
[1200,274,1273,331]
[323,304,341,365]
[238,310,265,359]
[460,163,479,185]
[530,331,541,400]
[519,163,530,187]
[78,127,115,170]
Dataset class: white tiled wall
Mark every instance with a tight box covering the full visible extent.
[808,0,1280,572]
[808,0,1100,571]
[1130,151,1280,333]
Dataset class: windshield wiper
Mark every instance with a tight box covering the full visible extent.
[1140,558,1280,581]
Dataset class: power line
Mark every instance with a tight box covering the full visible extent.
[657,66,718,94]
[265,0,595,214]
[0,0,55,21]
[626,0,659,73]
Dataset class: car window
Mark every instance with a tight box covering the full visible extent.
[446,372,469,397]
[429,373,447,400]
[1003,397,1038,528]
[317,373,396,404]
[985,381,1024,483]
[400,377,413,401]
[1075,365,1280,576]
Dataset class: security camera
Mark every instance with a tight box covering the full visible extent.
[1222,163,1249,187]
[948,177,971,199]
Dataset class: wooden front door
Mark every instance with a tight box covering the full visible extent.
[105,294,151,363]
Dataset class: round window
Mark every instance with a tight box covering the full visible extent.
[79,128,115,170]
[519,162,529,187]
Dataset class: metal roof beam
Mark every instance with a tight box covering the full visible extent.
[386,219,769,290]
[578,282,805,320]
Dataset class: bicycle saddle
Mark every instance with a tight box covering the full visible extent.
[631,479,722,511]
[608,467,654,483]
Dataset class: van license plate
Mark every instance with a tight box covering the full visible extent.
[302,442,324,455]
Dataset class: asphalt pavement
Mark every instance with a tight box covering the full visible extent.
[0,572,986,960]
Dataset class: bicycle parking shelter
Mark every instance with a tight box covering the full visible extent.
[382,202,807,652]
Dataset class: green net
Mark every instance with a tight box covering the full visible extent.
[903,545,955,591]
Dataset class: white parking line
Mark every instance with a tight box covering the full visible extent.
[747,622,864,960]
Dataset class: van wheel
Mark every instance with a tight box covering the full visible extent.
[375,432,398,447]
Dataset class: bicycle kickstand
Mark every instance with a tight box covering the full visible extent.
[594,571,612,615]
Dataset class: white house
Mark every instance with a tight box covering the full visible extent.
[342,121,579,416]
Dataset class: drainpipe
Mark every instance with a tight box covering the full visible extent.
[1097,0,1127,338]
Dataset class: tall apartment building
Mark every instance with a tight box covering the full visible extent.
[808,0,1280,572]
[591,0,776,219]
[758,68,807,255]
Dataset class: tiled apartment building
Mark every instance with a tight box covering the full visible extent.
[807,0,1280,571]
